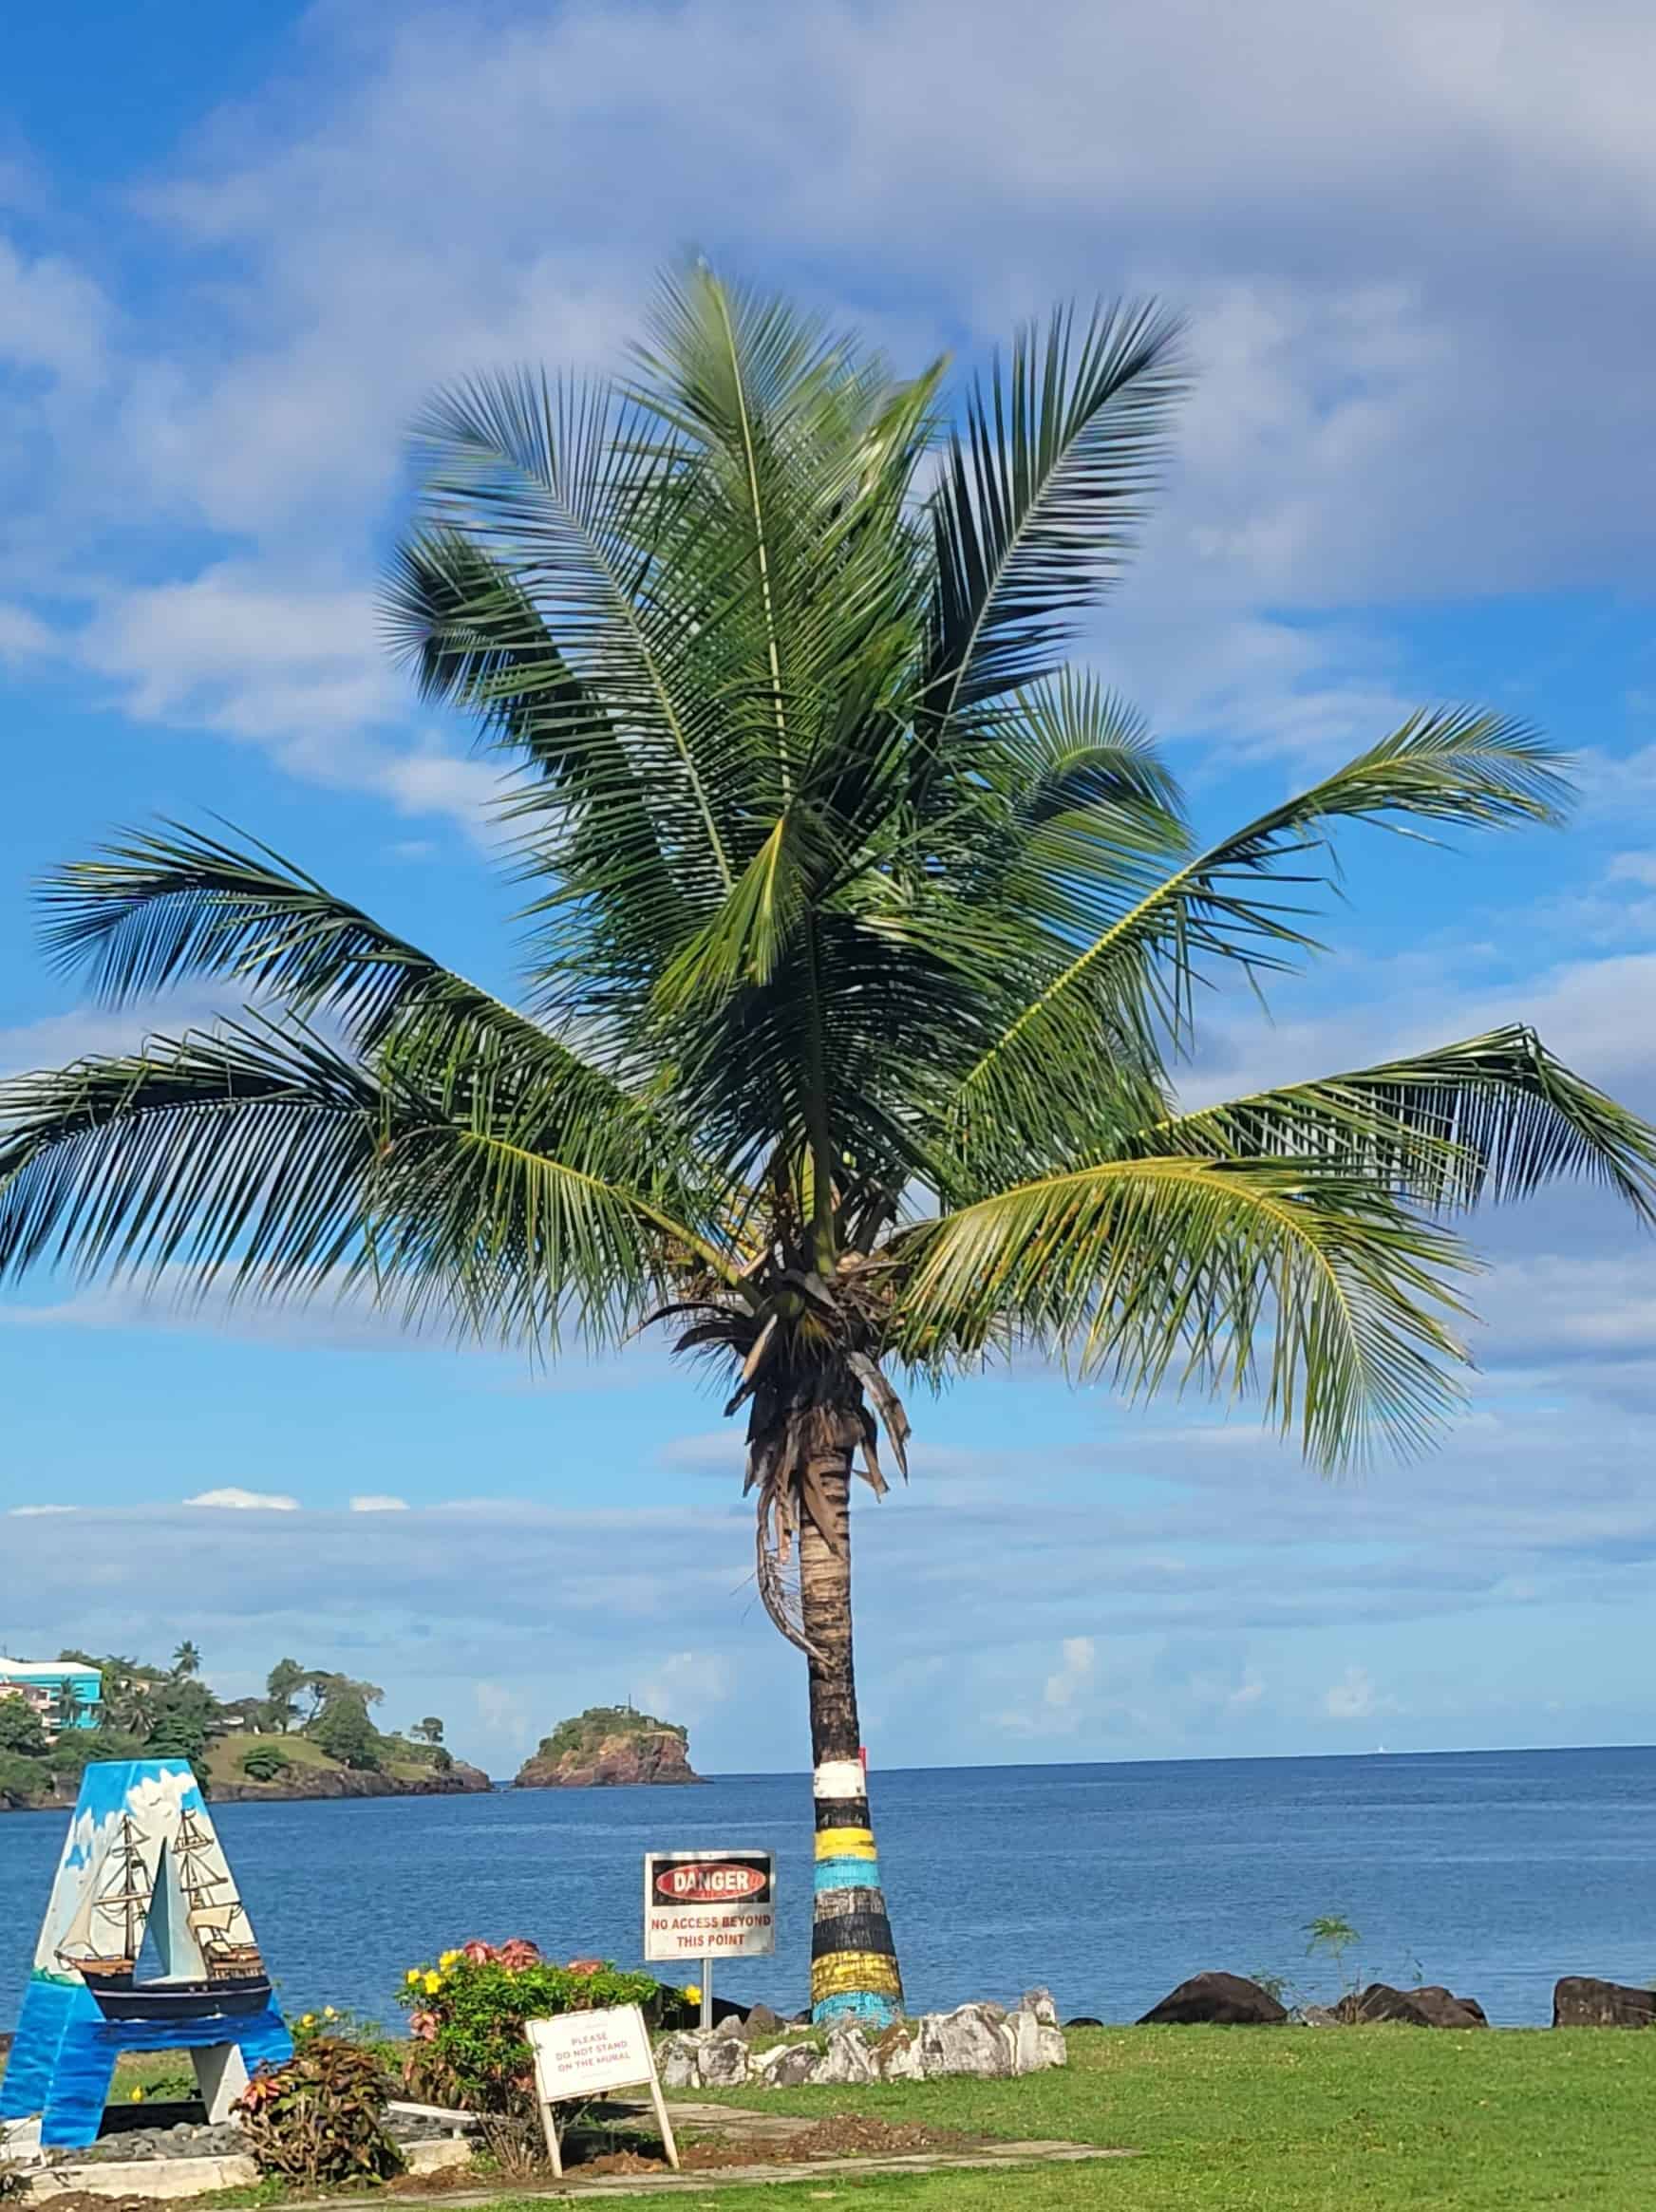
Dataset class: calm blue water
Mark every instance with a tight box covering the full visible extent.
[2,1749,1651,2033]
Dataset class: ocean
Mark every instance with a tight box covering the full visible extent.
[2,1746,1651,2033]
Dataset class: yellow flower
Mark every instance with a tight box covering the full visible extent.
[323,2007,337,2021]
[405,1968,422,1985]
[129,2087,146,2104]
[438,1950,461,1970]
[423,1971,442,1996]
[299,2014,316,2029]
[683,1985,701,2005]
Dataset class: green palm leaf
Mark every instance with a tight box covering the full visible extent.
[923,298,1185,728]
[894,1156,1475,1466]
[1158,1027,1656,1222]
[948,708,1572,1155]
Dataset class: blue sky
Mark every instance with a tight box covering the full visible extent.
[2,0,1654,1777]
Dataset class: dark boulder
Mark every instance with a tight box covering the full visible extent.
[1553,1977,1656,2028]
[1138,1972,1289,2026]
[1405,1985,1488,2029]
[1333,1984,1436,2027]
[1064,2016,1104,2029]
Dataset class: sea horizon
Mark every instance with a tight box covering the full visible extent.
[4,1743,1651,2032]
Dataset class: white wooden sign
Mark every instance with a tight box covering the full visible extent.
[526,2005,678,2179]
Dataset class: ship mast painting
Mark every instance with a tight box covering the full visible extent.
[52,1804,272,2021]
[53,1813,150,1986]
[2,1760,292,2150]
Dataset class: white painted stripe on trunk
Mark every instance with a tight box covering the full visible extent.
[813,1760,866,1801]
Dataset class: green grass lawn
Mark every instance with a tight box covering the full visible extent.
[562,2025,1656,2210]
[20,2022,1656,2208]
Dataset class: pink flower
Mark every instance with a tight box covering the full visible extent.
[461,1940,496,1964]
[406,2010,439,2041]
[566,1958,604,1978]
[498,1939,542,1971]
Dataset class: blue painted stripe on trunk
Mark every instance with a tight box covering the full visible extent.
[815,1853,881,1892]
[814,1989,901,2028]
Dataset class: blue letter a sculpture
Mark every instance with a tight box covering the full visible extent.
[0,1760,292,2147]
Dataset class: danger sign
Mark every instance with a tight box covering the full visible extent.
[643,1848,776,1959]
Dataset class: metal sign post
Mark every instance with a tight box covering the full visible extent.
[643,1849,776,2031]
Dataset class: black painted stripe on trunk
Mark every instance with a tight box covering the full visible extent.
[813,1795,871,1829]
[810,1909,896,1959]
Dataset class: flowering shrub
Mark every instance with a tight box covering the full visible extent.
[235,2038,403,2184]
[397,1940,658,2115]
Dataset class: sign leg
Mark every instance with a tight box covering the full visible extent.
[194,2044,250,2125]
[648,2071,680,2173]
[537,2095,563,2181]
[699,1957,712,2032]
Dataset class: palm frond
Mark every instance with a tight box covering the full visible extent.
[0,1013,735,1344]
[892,1156,1476,1466]
[923,298,1186,730]
[0,1021,387,1294]
[950,709,1574,1142]
[35,820,593,1073]
[1158,1026,1656,1222]
[408,365,739,902]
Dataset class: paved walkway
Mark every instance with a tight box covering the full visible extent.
[293,2098,1133,2203]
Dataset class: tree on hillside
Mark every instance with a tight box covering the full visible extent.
[171,1640,202,1679]
[310,1688,383,1772]
[146,1676,224,1766]
[411,1716,445,1746]
[0,1695,48,1757]
[264,1657,307,1733]
[1,268,1653,2024]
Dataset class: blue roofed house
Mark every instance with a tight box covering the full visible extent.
[0,1659,103,1734]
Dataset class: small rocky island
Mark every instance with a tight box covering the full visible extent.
[514,1704,706,1788]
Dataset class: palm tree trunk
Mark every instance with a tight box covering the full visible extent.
[797,1438,904,2027]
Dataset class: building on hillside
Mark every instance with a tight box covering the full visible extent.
[0,1659,102,1734]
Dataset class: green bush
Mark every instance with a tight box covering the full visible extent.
[236,2039,402,2184]
[238,1742,293,1783]
[398,1944,658,2115]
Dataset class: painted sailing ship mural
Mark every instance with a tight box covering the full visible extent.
[1,1760,291,2147]
[53,1806,273,2021]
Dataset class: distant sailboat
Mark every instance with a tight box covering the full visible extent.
[57,1807,271,2022]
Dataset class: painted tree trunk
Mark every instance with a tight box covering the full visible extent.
[797,1443,904,2027]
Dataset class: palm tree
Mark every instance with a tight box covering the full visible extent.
[171,1640,202,1680]
[2,269,1652,2024]
[412,1716,445,1746]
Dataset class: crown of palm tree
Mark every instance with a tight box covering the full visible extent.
[2,265,1651,1644]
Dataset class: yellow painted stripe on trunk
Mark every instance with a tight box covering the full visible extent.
[811,1950,903,2001]
[814,1827,876,1861]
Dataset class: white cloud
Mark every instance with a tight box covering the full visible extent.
[349,1494,409,1513]
[0,999,220,1080]
[637,1650,734,1724]
[76,565,499,828]
[1044,1636,1097,1713]
[473,1678,534,1758]
[3,0,1654,793]
[0,234,109,386]
[0,600,57,663]
[1322,1665,1400,1722]
[183,1487,300,1511]
[8,1504,77,1517]
[1607,853,1656,890]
